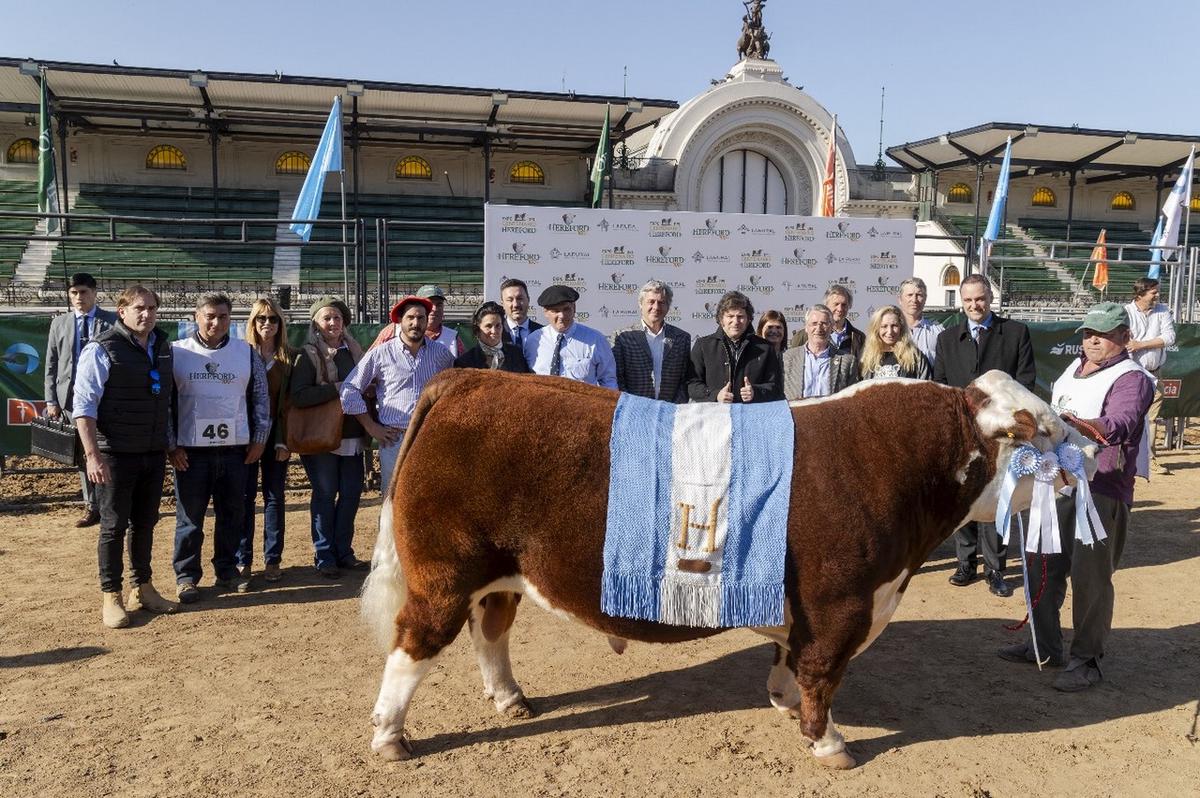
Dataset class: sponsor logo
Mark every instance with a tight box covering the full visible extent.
[548,247,590,261]
[869,251,899,270]
[865,276,898,294]
[600,245,636,266]
[547,212,590,235]
[692,301,721,320]
[736,274,774,295]
[779,304,809,323]
[596,218,638,232]
[7,397,46,426]
[866,225,903,239]
[694,275,728,295]
[666,307,683,322]
[550,274,589,294]
[825,221,862,241]
[496,241,542,264]
[500,212,537,234]
[2,342,39,375]
[779,280,819,292]
[1050,341,1084,356]
[649,217,683,238]
[598,272,640,293]
[828,277,857,292]
[576,311,591,322]
[644,244,686,266]
[692,250,731,264]
[740,249,772,269]
[596,305,640,320]
[784,222,816,241]
[692,217,731,239]
[825,252,861,266]
[737,223,777,236]
[499,274,542,289]
[781,248,818,267]
[1161,379,1182,399]
[188,360,239,385]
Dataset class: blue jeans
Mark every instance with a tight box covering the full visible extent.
[238,452,288,567]
[379,441,402,495]
[300,452,364,569]
[173,446,248,585]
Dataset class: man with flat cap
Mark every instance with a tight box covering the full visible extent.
[523,284,617,388]
[45,272,117,527]
[999,302,1153,692]
[368,284,464,356]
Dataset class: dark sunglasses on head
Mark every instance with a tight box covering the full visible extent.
[256,315,280,324]
[148,368,162,396]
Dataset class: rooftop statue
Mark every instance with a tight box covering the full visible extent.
[736,0,771,61]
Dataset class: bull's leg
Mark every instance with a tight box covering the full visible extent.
[796,677,856,770]
[468,592,533,719]
[371,595,470,761]
[766,644,803,718]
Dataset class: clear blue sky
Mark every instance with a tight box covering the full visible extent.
[4,0,1198,166]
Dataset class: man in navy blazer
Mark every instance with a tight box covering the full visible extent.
[612,280,691,403]
[498,278,543,348]
[44,272,117,527]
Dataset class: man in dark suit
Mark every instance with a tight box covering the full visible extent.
[612,280,691,403]
[687,291,783,403]
[934,273,1036,597]
[789,284,865,361]
[498,277,543,348]
[44,272,118,528]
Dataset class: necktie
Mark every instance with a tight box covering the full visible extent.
[550,333,565,377]
[77,315,89,357]
[513,325,522,349]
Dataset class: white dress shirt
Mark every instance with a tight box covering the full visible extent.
[524,322,618,388]
[1124,301,1175,372]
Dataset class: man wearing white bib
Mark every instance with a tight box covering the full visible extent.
[998,302,1153,692]
[169,293,271,602]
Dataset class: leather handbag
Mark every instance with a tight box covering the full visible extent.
[285,345,344,455]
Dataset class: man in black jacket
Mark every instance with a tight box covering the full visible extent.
[73,285,179,628]
[934,274,1036,597]
[687,291,783,403]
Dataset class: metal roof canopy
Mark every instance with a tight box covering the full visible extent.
[887,122,1200,185]
[0,57,678,151]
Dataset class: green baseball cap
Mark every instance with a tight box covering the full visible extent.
[1075,301,1129,334]
[416,284,446,300]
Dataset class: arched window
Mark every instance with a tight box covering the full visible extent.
[509,160,545,185]
[275,151,311,175]
[942,264,961,287]
[1031,186,1056,207]
[947,183,972,203]
[395,155,432,180]
[1110,191,1135,211]
[1191,196,1200,214]
[146,144,186,170]
[6,138,37,164]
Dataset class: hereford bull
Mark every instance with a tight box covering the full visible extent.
[361,368,1096,768]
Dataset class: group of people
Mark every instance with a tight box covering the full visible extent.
[52,267,1174,692]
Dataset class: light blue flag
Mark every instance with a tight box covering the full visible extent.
[982,136,1012,242]
[1148,216,1164,279]
[289,96,343,242]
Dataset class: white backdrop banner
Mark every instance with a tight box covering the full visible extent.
[483,205,915,339]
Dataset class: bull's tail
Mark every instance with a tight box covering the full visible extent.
[360,494,407,650]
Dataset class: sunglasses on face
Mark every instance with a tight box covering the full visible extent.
[149,368,162,396]
[256,316,280,324]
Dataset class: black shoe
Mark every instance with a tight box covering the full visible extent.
[75,508,101,528]
[985,570,1013,597]
[317,564,341,580]
[339,556,369,571]
[948,564,976,587]
[997,642,1065,668]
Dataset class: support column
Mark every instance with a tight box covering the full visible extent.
[971,162,984,274]
[1065,170,1077,260]
[483,137,491,204]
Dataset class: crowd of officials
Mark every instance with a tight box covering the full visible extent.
[49,267,1173,692]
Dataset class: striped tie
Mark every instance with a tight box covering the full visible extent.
[550,333,565,377]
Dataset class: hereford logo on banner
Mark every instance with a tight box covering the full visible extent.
[484,205,915,340]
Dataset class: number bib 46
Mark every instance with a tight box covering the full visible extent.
[198,419,234,445]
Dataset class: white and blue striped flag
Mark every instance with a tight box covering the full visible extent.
[289,96,343,242]
[1149,145,1195,279]
[982,136,1013,242]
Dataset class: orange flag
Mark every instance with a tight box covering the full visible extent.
[1090,229,1109,291]
[820,114,837,217]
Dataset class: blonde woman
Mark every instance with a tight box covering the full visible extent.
[237,297,294,584]
[860,305,932,380]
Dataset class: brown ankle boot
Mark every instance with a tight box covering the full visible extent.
[128,582,179,614]
[102,591,130,629]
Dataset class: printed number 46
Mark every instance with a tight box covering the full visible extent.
[202,423,230,440]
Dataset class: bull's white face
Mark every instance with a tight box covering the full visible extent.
[962,370,1099,524]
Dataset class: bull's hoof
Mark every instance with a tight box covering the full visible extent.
[768,692,802,719]
[607,636,628,655]
[371,734,413,761]
[815,750,856,770]
[499,696,535,719]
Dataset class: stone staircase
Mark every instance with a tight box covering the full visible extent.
[271,188,302,290]
[11,188,78,285]
[1006,223,1086,297]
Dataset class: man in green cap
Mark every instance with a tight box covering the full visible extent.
[998,301,1154,691]
[369,284,464,356]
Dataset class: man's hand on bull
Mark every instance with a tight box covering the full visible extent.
[739,376,754,402]
[1060,412,1111,445]
[717,381,735,403]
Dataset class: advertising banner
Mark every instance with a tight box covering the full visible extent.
[483,205,915,339]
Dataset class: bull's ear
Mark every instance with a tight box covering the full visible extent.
[1003,409,1038,442]
[964,385,991,414]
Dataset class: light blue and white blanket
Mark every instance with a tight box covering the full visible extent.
[601,393,794,628]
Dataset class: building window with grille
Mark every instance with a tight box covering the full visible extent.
[1031,186,1056,208]
[6,138,37,164]
[395,155,432,180]
[947,183,972,203]
[1110,191,1135,211]
[276,151,311,175]
[146,144,187,170]
[942,264,961,287]
[1191,196,1200,214]
[509,160,545,185]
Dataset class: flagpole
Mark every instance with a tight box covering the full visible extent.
[1180,147,1194,319]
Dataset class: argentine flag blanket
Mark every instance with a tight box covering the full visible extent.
[601,393,794,628]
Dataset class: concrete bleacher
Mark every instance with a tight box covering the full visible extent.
[1018,217,1154,297]
[941,215,1067,301]
[64,183,279,291]
[0,180,37,285]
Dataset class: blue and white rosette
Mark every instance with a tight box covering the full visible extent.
[996,442,1105,554]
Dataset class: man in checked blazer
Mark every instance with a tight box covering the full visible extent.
[44,272,118,527]
[612,279,691,403]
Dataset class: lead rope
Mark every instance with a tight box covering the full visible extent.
[1002,513,1052,670]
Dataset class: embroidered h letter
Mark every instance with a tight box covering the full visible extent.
[677,498,723,553]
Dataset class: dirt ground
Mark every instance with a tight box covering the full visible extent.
[1,449,1198,798]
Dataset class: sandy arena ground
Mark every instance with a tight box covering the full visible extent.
[1,449,1197,797]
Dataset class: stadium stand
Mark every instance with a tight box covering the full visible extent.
[0,180,37,284]
[1018,217,1153,298]
[940,214,1070,302]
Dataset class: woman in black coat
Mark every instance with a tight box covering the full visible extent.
[454,301,532,372]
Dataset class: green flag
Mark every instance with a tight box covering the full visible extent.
[590,104,610,208]
[37,73,61,234]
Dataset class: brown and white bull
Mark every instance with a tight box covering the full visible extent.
[361,368,1095,768]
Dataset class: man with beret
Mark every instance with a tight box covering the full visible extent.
[999,302,1154,691]
[44,272,117,527]
[523,284,617,388]
[368,284,464,356]
[341,295,456,493]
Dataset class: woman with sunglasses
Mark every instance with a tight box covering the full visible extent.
[237,298,294,584]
